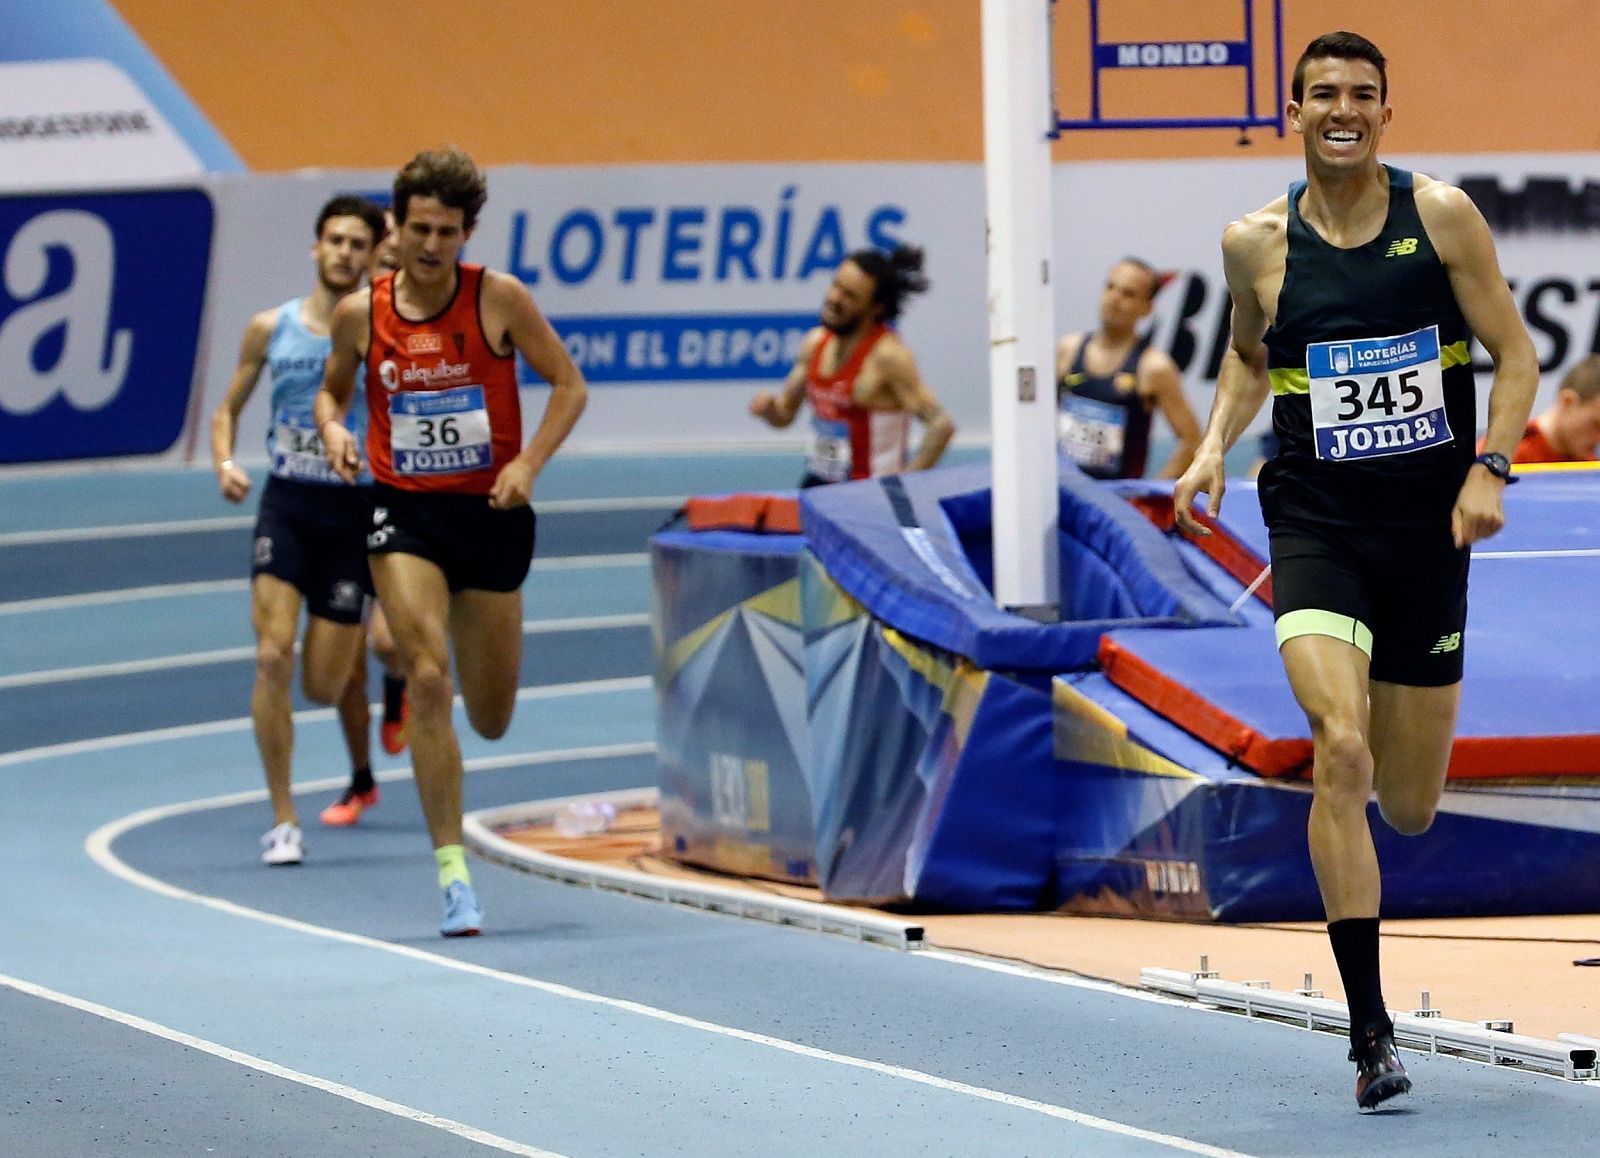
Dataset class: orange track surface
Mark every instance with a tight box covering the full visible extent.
[504,805,1600,1043]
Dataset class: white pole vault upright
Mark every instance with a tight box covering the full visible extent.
[982,0,1059,618]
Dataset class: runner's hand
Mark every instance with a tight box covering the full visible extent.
[217,461,251,504]
[1172,448,1226,537]
[322,423,361,484]
[1452,468,1507,547]
[749,391,778,422]
[489,458,535,509]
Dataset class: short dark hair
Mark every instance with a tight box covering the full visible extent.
[315,195,386,244]
[1561,355,1600,402]
[1116,256,1165,301]
[1292,31,1387,103]
[393,147,489,231]
[846,244,930,323]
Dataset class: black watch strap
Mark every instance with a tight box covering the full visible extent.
[1474,451,1518,483]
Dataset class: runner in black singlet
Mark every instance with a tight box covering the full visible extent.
[1055,258,1201,480]
[1172,31,1538,1110]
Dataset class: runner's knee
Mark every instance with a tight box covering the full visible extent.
[407,658,455,717]
[254,638,295,689]
[465,696,514,741]
[1309,722,1374,809]
[1377,793,1437,836]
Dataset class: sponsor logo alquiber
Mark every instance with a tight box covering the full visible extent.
[401,358,472,387]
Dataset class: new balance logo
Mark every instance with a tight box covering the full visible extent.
[1430,632,1461,654]
[1385,237,1419,257]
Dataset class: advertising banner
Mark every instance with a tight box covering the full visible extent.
[17,152,1600,468]
[0,188,212,464]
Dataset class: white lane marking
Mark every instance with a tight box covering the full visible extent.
[85,798,1250,1157]
[0,646,257,689]
[0,614,650,690]
[0,971,563,1158]
[0,580,249,616]
[531,552,648,570]
[0,676,652,769]
[0,556,648,616]
[0,516,251,545]
[1473,548,1600,559]
[0,496,680,547]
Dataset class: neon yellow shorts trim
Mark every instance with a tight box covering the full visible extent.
[1274,608,1374,658]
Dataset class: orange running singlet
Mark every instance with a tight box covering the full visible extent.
[364,264,521,494]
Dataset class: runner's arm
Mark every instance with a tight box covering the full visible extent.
[1419,181,1538,545]
[312,291,368,484]
[750,332,818,428]
[876,342,955,470]
[209,311,273,503]
[491,272,588,505]
[1173,220,1274,533]
[1142,349,1204,479]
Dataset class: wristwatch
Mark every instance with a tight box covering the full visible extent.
[1474,451,1517,483]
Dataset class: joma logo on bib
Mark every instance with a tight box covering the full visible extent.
[1308,325,1454,462]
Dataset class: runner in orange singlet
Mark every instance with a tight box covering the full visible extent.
[314,148,587,936]
[750,245,954,486]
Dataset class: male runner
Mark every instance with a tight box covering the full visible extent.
[749,245,954,485]
[1056,258,1202,479]
[1172,31,1537,1108]
[211,195,388,865]
[315,148,588,936]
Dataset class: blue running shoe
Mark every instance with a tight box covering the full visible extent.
[440,880,482,937]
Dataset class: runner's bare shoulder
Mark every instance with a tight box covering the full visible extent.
[1222,195,1288,267]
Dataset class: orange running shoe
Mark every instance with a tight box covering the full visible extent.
[319,786,380,827]
[380,692,409,756]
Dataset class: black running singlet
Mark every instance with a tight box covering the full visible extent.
[1259,166,1477,526]
[1057,334,1152,479]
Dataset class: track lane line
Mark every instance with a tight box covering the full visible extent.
[0,613,650,690]
[0,971,565,1157]
[0,677,652,769]
[82,772,1254,1158]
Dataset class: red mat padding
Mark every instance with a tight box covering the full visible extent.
[1098,633,1600,781]
[685,493,802,534]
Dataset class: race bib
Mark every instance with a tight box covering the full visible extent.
[1308,325,1452,462]
[270,408,340,484]
[807,417,852,482]
[390,385,492,476]
[1057,394,1127,473]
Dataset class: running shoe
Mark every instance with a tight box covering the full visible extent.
[1351,1026,1412,1109]
[260,822,304,866]
[380,692,409,756]
[319,785,380,827]
[440,880,483,938]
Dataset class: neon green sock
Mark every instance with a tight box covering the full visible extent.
[435,844,471,889]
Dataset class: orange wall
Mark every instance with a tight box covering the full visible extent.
[113,0,1600,169]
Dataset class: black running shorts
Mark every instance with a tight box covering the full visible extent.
[1268,515,1469,687]
[366,484,536,593]
[251,476,373,625]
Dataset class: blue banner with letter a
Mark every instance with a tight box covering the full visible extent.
[0,188,212,463]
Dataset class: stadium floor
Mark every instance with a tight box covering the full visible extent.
[3,451,1599,1157]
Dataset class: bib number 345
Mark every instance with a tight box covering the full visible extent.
[1308,325,1453,462]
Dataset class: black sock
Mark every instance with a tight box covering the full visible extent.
[1329,917,1390,1047]
[382,674,406,723]
[350,765,375,795]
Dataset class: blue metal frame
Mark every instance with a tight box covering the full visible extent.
[1052,0,1286,137]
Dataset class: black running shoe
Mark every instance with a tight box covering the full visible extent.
[1351,1027,1412,1110]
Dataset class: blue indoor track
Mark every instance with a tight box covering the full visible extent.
[3,453,1599,1157]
